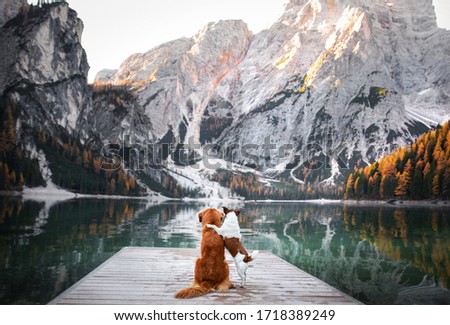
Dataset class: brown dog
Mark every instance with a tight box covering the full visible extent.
[175,208,235,299]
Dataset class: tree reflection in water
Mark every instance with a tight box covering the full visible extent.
[242,203,450,304]
[0,198,449,304]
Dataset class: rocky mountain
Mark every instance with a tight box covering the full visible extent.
[98,0,450,188]
[1,0,450,198]
[0,2,145,197]
[216,0,449,179]
[99,20,252,144]
[0,2,89,138]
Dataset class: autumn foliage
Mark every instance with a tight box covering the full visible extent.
[0,95,44,190]
[345,120,450,200]
[212,169,343,200]
[37,131,140,196]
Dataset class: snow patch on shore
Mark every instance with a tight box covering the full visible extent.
[22,146,77,202]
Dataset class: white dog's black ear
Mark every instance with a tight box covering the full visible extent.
[235,210,241,216]
[223,207,230,215]
[197,211,203,223]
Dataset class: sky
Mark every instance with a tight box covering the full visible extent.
[30,0,450,82]
[66,0,288,82]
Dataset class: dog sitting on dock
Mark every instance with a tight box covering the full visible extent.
[206,207,258,287]
[175,208,235,299]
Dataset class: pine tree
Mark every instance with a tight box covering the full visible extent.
[0,163,10,190]
[432,174,441,197]
[109,178,116,194]
[18,172,25,187]
[0,130,8,154]
[82,150,90,169]
[354,174,367,198]
[10,170,16,187]
[443,167,450,198]
[395,159,413,197]
[380,160,397,199]
[381,175,396,199]
[369,172,381,198]
[345,173,355,199]
[4,98,16,151]
[423,162,433,197]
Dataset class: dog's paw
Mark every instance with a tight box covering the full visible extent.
[251,250,259,260]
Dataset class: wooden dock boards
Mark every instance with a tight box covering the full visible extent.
[49,247,361,305]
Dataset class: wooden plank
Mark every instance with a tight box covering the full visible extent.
[49,247,361,305]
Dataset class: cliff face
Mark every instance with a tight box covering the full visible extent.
[2,0,450,197]
[100,20,253,145]
[97,0,450,186]
[213,0,450,183]
[1,2,90,137]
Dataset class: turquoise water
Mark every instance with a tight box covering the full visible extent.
[0,197,449,304]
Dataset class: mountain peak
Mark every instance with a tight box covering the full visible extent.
[2,0,449,198]
[284,0,436,16]
[189,19,252,57]
[285,0,309,10]
[0,0,89,133]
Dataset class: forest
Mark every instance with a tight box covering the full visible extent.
[3,83,450,200]
[345,120,450,200]
[0,93,142,196]
[211,169,343,200]
[0,95,44,190]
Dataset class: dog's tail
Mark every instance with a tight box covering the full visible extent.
[174,287,213,299]
[243,250,259,263]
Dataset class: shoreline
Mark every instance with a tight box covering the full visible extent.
[342,199,450,208]
[1,190,449,208]
[245,198,450,208]
[0,188,168,203]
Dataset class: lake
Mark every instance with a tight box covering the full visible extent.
[0,196,449,305]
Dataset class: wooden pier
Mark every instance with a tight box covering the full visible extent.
[50,247,361,305]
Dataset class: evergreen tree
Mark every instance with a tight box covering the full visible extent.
[354,173,367,199]
[411,168,424,199]
[432,174,441,197]
[345,173,355,199]
[423,162,433,197]
[380,160,397,198]
[443,167,450,198]
[395,159,413,197]
[344,120,450,200]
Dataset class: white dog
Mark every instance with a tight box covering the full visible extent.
[207,207,258,287]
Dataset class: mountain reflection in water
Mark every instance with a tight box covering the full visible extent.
[0,197,448,304]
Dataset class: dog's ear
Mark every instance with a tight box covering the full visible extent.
[197,211,203,223]
[223,207,230,215]
[234,210,241,216]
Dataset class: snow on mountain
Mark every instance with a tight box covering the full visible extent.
[212,0,450,183]
[93,0,450,188]
[103,20,252,145]
[3,0,450,198]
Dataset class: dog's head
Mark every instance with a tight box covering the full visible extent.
[197,208,225,226]
[223,207,240,217]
